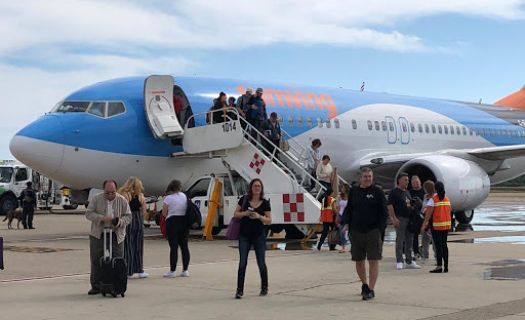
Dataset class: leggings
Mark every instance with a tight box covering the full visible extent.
[431,229,449,269]
[166,216,190,272]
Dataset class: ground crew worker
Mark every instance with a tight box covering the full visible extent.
[421,181,451,273]
[18,181,37,229]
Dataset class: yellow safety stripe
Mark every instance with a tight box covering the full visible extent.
[433,221,451,227]
[434,202,450,206]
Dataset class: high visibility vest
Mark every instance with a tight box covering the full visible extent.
[320,196,335,223]
[431,195,452,231]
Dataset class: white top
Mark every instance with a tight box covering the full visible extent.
[163,192,188,218]
[316,163,333,183]
[104,199,115,227]
[338,199,348,216]
[307,146,320,170]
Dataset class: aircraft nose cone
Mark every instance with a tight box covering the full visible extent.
[9,115,65,176]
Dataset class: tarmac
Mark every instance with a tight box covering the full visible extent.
[1,193,525,320]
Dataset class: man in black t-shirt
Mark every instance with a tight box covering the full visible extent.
[409,175,425,258]
[388,172,421,270]
[18,181,37,229]
[343,167,387,301]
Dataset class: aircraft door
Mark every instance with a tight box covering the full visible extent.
[398,117,410,144]
[385,116,397,144]
[144,75,184,139]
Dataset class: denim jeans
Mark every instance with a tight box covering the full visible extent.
[237,234,268,292]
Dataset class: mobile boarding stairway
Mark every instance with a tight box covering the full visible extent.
[143,75,347,237]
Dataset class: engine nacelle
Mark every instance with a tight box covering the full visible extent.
[398,155,490,211]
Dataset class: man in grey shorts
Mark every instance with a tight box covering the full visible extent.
[343,167,387,301]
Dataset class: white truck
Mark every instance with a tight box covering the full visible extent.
[0,160,63,214]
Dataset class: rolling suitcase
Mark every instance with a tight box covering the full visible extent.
[99,228,127,297]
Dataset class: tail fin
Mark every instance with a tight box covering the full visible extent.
[495,86,525,108]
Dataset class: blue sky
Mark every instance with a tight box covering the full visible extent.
[1,0,525,159]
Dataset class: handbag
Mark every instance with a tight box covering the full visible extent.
[279,139,289,151]
[225,218,241,240]
[328,229,340,245]
[225,196,248,240]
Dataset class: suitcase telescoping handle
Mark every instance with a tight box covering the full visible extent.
[103,227,112,259]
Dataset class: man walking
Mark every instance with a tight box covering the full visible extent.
[388,172,421,270]
[409,175,425,259]
[85,180,132,295]
[343,167,387,301]
[18,181,37,229]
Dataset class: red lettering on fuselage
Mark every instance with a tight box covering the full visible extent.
[236,86,337,118]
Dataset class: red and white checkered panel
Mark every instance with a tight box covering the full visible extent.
[283,193,305,222]
[249,152,266,175]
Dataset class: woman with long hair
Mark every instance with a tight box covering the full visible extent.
[162,179,190,278]
[119,177,148,278]
[336,183,351,253]
[421,181,451,273]
[233,178,272,299]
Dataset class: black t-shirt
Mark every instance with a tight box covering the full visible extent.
[343,185,387,232]
[409,188,425,201]
[238,196,271,240]
[388,188,413,218]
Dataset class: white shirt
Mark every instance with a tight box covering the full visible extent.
[338,199,348,216]
[163,192,188,218]
[307,146,320,170]
[105,199,115,227]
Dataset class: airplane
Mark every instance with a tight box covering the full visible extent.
[8,75,525,233]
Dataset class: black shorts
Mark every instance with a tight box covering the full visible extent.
[350,229,383,261]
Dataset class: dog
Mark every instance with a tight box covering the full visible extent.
[3,209,23,229]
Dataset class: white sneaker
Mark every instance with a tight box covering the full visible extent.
[180,270,190,277]
[405,262,421,269]
[396,262,404,270]
[163,271,177,278]
[138,272,149,279]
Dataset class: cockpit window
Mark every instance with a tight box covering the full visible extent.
[107,102,126,117]
[87,102,106,117]
[54,101,90,113]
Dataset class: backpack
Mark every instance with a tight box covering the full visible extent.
[186,198,202,229]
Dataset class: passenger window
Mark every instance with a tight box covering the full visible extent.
[54,101,90,113]
[469,128,474,136]
[288,116,293,126]
[185,178,211,198]
[410,123,415,133]
[456,126,461,135]
[431,124,436,134]
[418,123,423,133]
[438,125,442,134]
[402,122,407,133]
[87,102,106,118]
[450,125,455,135]
[297,116,303,127]
[107,102,126,117]
[424,124,429,133]
[382,121,387,131]
[444,125,449,134]
[374,121,380,131]
[307,117,313,127]
[334,119,340,129]
[389,122,394,132]
[462,127,467,135]
[15,168,28,181]
[317,118,322,128]
[326,120,331,128]
[352,120,357,129]
[367,120,373,131]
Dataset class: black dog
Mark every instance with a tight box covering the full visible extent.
[3,209,23,229]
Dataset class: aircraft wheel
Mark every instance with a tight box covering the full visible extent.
[455,210,474,224]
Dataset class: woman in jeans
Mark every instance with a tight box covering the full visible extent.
[234,178,272,299]
[162,180,190,278]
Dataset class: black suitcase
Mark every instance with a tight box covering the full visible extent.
[99,228,127,297]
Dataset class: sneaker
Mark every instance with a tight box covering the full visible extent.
[180,270,190,277]
[235,290,243,299]
[396,262,404,270]
[163,271,177,278]
[362,289,375,301]
[260,288,268,296]
[429,267,443,273]
[138,272,149,279]
[405,262,421,269]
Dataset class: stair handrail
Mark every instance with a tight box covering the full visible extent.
[184,108,328,197]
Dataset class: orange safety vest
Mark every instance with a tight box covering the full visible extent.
[431,195,452,231]
[320,196,336,223]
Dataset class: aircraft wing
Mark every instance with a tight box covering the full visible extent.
[360,144,525,168]
[466,144,525,160]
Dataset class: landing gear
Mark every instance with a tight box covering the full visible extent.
[454,210,474,224]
